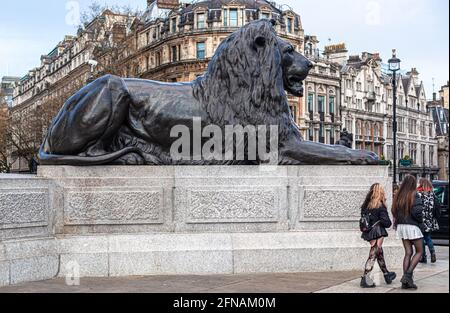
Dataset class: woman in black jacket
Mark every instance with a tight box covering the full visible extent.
[392,175,424,290]
[360,183,396,288]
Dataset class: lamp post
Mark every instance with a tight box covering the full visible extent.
[388,49,401,185]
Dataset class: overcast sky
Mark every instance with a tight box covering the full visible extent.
[1,0,448,97]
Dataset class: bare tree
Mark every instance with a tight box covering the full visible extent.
[7,81,84,172]
[0,91,9,172]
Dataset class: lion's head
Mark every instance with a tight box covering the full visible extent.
[193,19,312,125]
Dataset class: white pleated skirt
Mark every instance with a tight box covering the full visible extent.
[396,224,423,240]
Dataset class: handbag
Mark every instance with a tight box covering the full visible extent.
[359,211,381,233]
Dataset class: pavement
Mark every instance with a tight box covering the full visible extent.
[1,247,448,293]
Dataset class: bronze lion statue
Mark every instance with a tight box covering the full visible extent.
[39,20,378,165]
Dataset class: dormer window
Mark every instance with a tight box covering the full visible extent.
[287,18,293,34]
[171,17,177,33]
[197,13,205,29]
[229,9,238,26]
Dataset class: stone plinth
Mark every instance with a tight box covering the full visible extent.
[37,165,392,234]
[0,174,52,240]
[0,166,402,287]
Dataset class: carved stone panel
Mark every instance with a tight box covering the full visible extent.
[300,187,367,221]
[64,188,164,225]
[185,188,280,224]
[0,189,49,229]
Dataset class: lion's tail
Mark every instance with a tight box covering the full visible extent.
[38,145,143,166]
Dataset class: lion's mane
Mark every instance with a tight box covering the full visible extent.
[193,20,297,140]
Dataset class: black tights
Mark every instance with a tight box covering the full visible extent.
[402,239,424,274]
[364,239,389,275]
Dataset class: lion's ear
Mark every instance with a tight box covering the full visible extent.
[254,36,266,48]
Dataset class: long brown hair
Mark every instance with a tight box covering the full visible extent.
[392,175,417,219]
[361,183,387,210]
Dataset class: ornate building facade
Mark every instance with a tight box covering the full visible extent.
[392,68,439,181]
[335,49,439,181]
[428,92,449,181]
[300,38,342,144]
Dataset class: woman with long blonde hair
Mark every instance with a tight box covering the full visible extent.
[392,175,424,290]
[360,183,396,288]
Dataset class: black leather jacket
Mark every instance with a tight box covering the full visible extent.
[395,193,424,228]
[361,205,392,229]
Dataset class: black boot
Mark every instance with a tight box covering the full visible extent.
[400,272,418,290]
[419,255,427,264]
[431,252,437,263]
[384,272,397,285]
[360,275,376,288]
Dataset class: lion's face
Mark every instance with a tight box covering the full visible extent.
[277,38,313,97]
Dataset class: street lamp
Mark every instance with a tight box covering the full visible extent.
[388,49,401,186]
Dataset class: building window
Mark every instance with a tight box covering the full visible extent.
[398,142,405,159]
[346,79,352,89]
[287,18,293,34]
[356,99,362,110]
[329,96,335,114]
[429,123,434,137]
[223,9,228,26]
[319,124,324,142]
[197,42,206,59]
[229,9,238,26]
[429,146,435,166]
[346,96,352,105]
[346,119,353,133]
[409,143,417,164]
[308,93,314,112]
[197,13,205,29]
[156,51,161,67]
[356,82,362,91]
[317,95,325,113]
[421,144,426,166]
[398,117,405,133]
[308,123,314,140]
[172,17,177,33]
[408,119,417,134]
[387,145,393,160]
[420,121,425,136]
[172,46,178,62]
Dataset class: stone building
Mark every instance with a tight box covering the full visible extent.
[391,68,439,181]
[300,38,342,144]
[428,93,449,181]
[336,50,439,181]
[439,81,449,110]
[1,76,20,107]
[339,52,389,157]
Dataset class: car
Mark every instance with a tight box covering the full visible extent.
[432,180,449,240]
